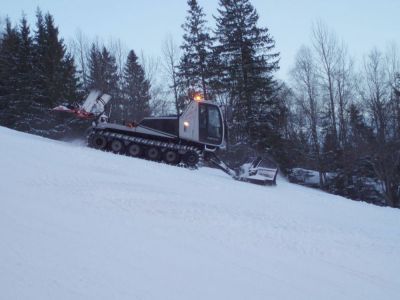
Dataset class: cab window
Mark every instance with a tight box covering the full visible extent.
[199,103,223,145]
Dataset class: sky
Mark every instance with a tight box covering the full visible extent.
[1,0,399,80]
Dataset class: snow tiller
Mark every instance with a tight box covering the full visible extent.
[52,90,111,120]
[204,153,278,185]
[53,90,278,185]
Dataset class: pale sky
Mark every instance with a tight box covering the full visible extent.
[2,0,399,80]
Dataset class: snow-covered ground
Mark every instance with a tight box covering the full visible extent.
[1,126,399,300]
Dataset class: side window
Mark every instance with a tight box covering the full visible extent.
[198,103,222,144]
[207,106,222,139]
[199,105,207,130]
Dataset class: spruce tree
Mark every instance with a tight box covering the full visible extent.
[100,47,119,96]
[214,0,280,148]
[62,52,79,101]
[17,16,35,102]
[87,44,119,95]
[0,11,80,137]
[87,43,102,91]
[28,10,79,136]
[179,0,213,102]
[12,15,37,131]
[33,10,78,107]
[0,18,25,129]
[87,44,121,121]
[0,19,20,101]
[122,50,151,122]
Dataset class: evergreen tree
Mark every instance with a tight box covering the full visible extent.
[214,0,280,148]
[23,10,79,137]
[33,10,78,107]
[12,16,37,132]
[87,43,102,91]
[0,17,37,131]
[17,16,34,101]
[87,44,121,120]
[100,47,119,96]
[122,50,151,122]
[0,19,20,99]
[87,44,119,95]
[62,52,79,101]
[0,16,40,131]
[0,18,20,127]
[179,0,213,102]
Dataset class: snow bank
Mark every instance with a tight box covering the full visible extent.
[0,126,399,300]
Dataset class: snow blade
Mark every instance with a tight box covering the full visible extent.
[52,90,112,120]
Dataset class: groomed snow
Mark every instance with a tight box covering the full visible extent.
[0,126,399,300]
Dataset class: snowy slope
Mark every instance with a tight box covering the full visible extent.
[0,126,399,300]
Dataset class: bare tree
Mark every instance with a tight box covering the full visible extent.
[140,51,171,116]
[362,48,389,142]
[140,51,160,88]
[312,21,339,144]
[335,43,354,146]
[68,29,90,91]
[108,37,128,90]
[162,35,181,114]
[385,42,400,139]
[291,46,325,186]
[360,48,400,207]
[385,43,399,86]
[149,86,171,116]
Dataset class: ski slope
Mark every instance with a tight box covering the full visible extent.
[0,126,399,300]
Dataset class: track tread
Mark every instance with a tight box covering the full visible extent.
[88,129,203,167]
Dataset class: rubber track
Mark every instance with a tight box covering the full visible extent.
[88,129,203,166]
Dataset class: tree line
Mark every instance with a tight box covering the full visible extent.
[0,11,78,135]
[287,22,400,207]
[0,9,152,136]
[0,1,399,207]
